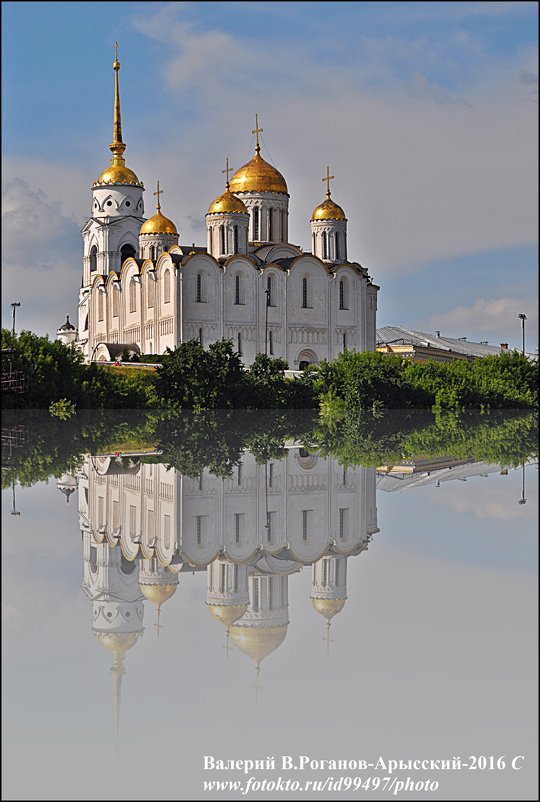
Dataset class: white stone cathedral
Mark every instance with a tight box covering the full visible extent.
[68,49,379,366]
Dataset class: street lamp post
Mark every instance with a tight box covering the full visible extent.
[518,313,527,356]
[11,301,21,341]
[518,462,527,505]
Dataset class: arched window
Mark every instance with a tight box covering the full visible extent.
[269,330,274,355]
[220,225,225,255]
[196,272,202,303]
[335,232,340,260]
[121,243,136,264]
[281,209,286,241]
[235,274,242,305]
[150,245,156,261]
[147,275,155,308]
[343,231,347,258]
[302,277,309,309]
[83,313,88,331]
[233,225,239,253]
[237,331,242,355]
[253,207,259,241]
[322,231,328,260]
[112,287,119,318]
[312,233,315,254]
[164,269,170,304]
[129,280,137,313]
[339,278,348,310]
[268,207,273,241]
[89,245,97,273]
[98,289,104,321]
[266,274,274,307]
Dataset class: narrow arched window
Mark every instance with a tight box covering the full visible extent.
[237,331,242,355]
[150,245,156,261]
[129,280,137,313]
[302,277,309,309]
[121,243,136,264]
[322,231,328,260]
[312,233,315,254]
[339,278,348,310]
[98,290,104,321]
[164,269,170,304]
[148,275,154,308]
[268,207,273,241]
[196,272,202,303]
[343,231,347,258]
[281,209,286,241]
[343,332,347,350]
[234,225,239,253]
[112,287,119,318]
[199,327,203,345]
[269,330,274,355]
[235,274,241,305]
[266,274,273,307]
[335,232,340,260]
[89,245,97,273]
[253,207,259,241]
[220,225,225,254]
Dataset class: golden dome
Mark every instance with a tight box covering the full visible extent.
[139,583,178,607]
[311,598,346,620]
[140,210,178,235]
[311,197,347,222]
[207,603,249,627]
[95,632,141,656]
[229,624,287,664]
[229,151,287,195]
[95,164,143,187]
[207,190,248,215]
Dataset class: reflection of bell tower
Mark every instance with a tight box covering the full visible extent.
[311,555,347,646]
[81,533,144,751]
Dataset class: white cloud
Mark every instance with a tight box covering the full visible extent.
[425,297,538,345]
[1,179,81,336]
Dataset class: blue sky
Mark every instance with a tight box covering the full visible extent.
[2,1,538,350]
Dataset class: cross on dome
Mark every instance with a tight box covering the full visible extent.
[322,165,335,198]
[222,157,233,190]
[154,179,163,212]
[252,113,263,154]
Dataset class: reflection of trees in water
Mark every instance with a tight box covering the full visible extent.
[2,409,537,488]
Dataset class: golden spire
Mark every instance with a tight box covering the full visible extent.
[222,157,233,190]
[154,604,164,637]
[154,179,163,213]
[252,113,263,154]
[322,165,335,199]
[111,652,125,755]
[110,41,126,166]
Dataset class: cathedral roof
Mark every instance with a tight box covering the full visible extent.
[229,149,287,195]
[207,189,248,215]
[57,314,76,331]
[311,598,346,620]
[95,164,143,188]
[311,196,347,221]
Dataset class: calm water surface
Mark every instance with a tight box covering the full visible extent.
[2,413,537,800]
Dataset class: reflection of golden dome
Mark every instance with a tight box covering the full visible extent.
[95,165,143,187]
[207,190,248,215]
[229,151,287,195]
[312,598,346,620]
[140,211,178,235]
[229,625,287,664]
[311,197,346,221]
[207,603,249,627]
[139,584,178,607]
[95,632,141,656]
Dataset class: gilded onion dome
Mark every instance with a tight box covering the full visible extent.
[207,603,250,627]
[139,583,178,607]
[140,180,178,234]
[311,598,346,620]
[95,631,141,656]
[94,45,143,188]
[311,197,347,221]
[312,166,347,221]
[229,118,287,195]
[228,624,288,665]
[207,190,248,215]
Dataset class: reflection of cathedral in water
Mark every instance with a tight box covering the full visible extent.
[69,448,379,742]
